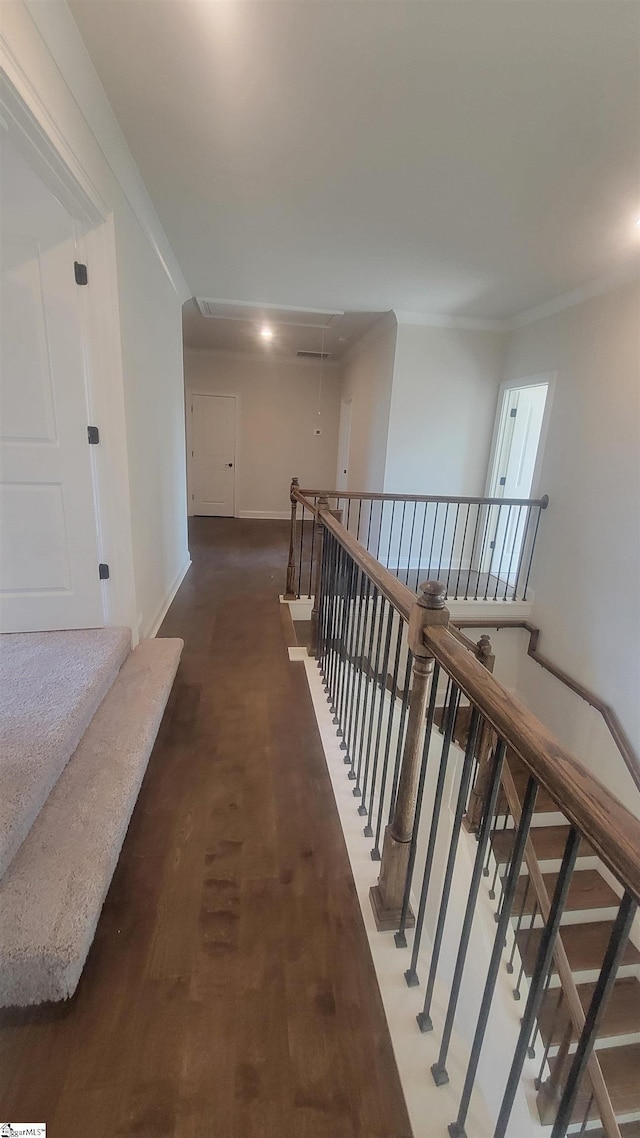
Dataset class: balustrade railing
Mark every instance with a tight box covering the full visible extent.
[296,491,640,1138]
[284,479,549,604]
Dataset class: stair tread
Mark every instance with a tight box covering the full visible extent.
[0,628,132,881]
[509,869,619,915]
[585,1123,640,1138]
[516,920,640,976]
[548,1042,640,1121]
[491,825,593,864]
[538,976,640,1047]
[0,637,182,1008]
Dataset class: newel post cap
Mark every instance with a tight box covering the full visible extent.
[417,580,447,610]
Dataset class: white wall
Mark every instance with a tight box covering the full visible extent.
[339,315,397,491]
[503,280,640,799]
[384,323,506,495]
[184,350,341,517]
[3,1,190,638]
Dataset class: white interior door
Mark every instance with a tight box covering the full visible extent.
[486,382,548,579]
[336,398,352,491]
[0,134,103,633]
[191,394,236,516]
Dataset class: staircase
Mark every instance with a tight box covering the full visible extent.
[486,745,640,1133]
[0,628,182,1007]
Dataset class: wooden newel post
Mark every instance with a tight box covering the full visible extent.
[309,495,330,657]
[370,580,449,931]
[284,477,300,599]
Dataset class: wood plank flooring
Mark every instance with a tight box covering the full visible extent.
[0,517,412,1138]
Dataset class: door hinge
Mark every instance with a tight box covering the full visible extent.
[74,261,88,285]
[499,476,506,486]
[510,407,517,418]
[489,541,496,550]
[98,562,110,580]
[87,425,100,445]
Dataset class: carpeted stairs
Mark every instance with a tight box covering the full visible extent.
[0,628,182,1007]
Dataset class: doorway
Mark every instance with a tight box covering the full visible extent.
[336,398,352,492]
[484,377,552,582]
[0,131,104,632]
[190,393,237,516]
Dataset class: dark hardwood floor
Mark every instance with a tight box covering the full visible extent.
[0,517,412,1138]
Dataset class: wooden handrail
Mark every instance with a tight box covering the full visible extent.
[453,619,640,795]
[307,494,640,902]
[297,487,550,508]
[424,626,640,904]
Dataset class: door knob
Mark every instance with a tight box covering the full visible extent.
[227,463,233,468]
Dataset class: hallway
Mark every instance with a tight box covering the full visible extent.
[0,518,411,1138]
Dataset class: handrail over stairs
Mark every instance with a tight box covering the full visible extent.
[451,617,640,795]
[295,488,639,1138]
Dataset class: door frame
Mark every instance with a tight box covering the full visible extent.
[485,371,556,501]
[336,397,352,491]
[187,391,239,518]
[0,68,138,636]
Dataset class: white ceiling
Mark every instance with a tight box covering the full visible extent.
[70,0,640,321]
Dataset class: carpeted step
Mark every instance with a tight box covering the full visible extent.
[0,627,132,880]
[0,636,183,1007]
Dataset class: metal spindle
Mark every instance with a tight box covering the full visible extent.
[418,709,482,1020]
[397,501,407,580]
[494,504,513,600]
[536,987,565,1089]
[394,662,441,947]
[445,503,461,595]
[495,827,581,1138]
[427,503,439,578]
[386,502,396,569]
[336,556,357,737]
[352,585,380,798]
[514,901,540,999]
[436,502,450,584]
[344,569,368,767]
[364,600,395,837]
[403,681,460,987]
[449,776,538,1138]
[454,503,470,599]
[404,502,417,586]
[503,503,521,600]
[427,739,507,1069]
[551,891,637,1138]
[357,592,387,811]
[506,874,531,973]
[523,504,543,601]
[347,575,372,779]
[475,502,491,601]
[416,502,429,593]
[372,614,405,860]
[388,646,414,821]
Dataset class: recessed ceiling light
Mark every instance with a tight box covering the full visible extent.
[260,325,274,340]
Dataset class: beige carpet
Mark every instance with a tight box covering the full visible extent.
[0,636,183,1007]
[0,628,131,880]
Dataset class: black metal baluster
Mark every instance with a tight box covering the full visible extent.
[318,525,330,664]
[357,592,386,811]
[484,502,500,601]
[334,550,354,732]
[297,505,305,598]
[428,739,507,1072]
[494,827,581,1137]
[454,503,470,600]
[386,501,396,569]
[372,614,404,860]
[329,541,345,712]
[416,709,482,1019]
[506,875,531,973]
[353,584,379,797]
[319,531,333,680]
[445,503,461,596]
[324,533,339,696]
[466,502,482,600]
[437,503,450,585]
[344,569,367,767]
[347,577,373,782]
[416,502,429,592]
[503,503,521,601]
[427,502,439,579]
[551,892,637,1138]
[403,681,460,987]
[364,600,395,837]
[388,646,414,820]
[396,501,407,580]
[449,776,538,1138]
[336,555,357,739]
[375,500,385,560]
[346,497,352,532]
[404,502,417,586]
[394,662,441,947]
[536,987,565,1088]
[523,504,543,601]
[494,504,513,600]
[475,502,491,601]
[513,504,533,601]
[356,499,363,543]
[307,497,317,599]
[577,1092,593,1137]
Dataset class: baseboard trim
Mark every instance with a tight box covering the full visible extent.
[239,510,291,520]
[145,556,192,639]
